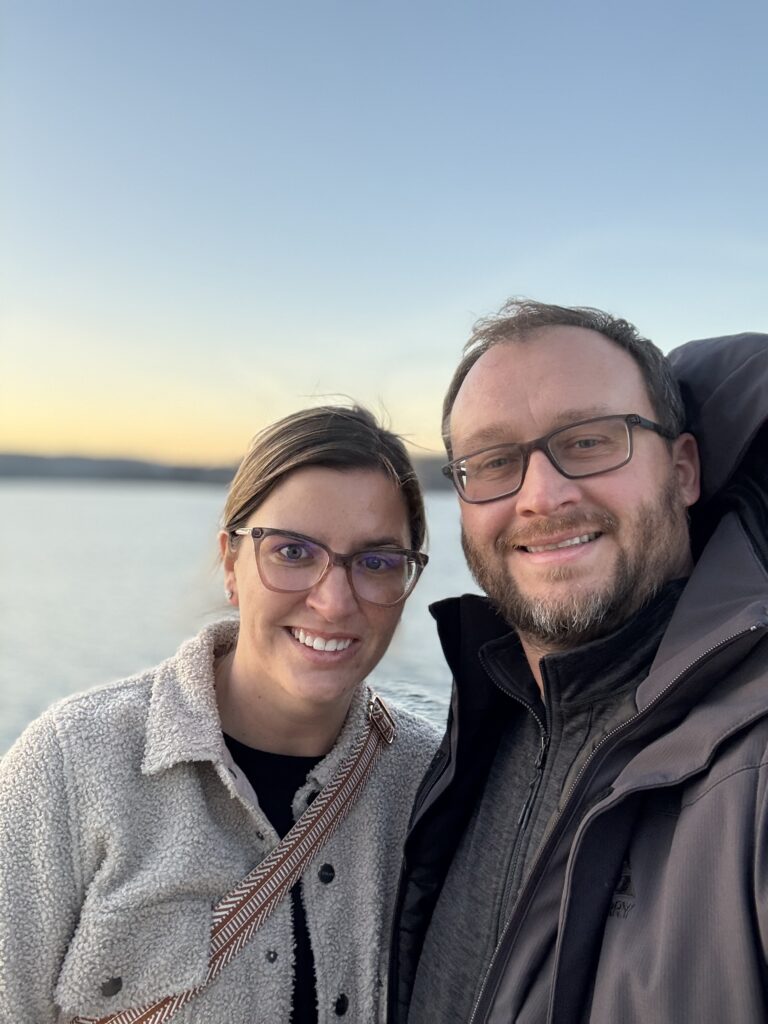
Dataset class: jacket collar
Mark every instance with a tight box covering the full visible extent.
[140,619,373,788]
[600,511,768,796]
[642,510,768,707]
[429,594,511,713]
[142,619,239,775]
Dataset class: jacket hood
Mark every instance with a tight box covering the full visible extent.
[668,332,768,501]
[668,332,768,563]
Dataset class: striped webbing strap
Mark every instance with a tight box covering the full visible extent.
[70,692,395,1024]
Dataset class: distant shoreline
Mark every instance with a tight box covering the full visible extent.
[0,453,451,491]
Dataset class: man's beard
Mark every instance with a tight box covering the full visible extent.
[462,476,691,649]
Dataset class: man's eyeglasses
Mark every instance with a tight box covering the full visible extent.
[442,413,677,505]
[230,527,428,606]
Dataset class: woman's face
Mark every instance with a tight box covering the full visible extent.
[220,466,413,715]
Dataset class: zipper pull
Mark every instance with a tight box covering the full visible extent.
[517,778,537,828]
[535,732,548,769]
[519,735,548,828]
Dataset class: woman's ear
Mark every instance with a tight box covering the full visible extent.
[218,530,238,605]
[672,432,701,508]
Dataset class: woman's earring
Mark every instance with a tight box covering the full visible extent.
[225,589,234,601]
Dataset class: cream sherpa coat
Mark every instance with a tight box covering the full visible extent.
[0,621,439,1024]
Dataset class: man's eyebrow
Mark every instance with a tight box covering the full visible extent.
[454,406,615,455]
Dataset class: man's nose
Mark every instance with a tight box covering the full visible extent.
[515,449,582,516]
[305,564,360,618]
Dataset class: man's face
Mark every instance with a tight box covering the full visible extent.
[449,327,700,649]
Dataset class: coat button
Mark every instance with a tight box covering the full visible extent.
[318,863,335,884]
[101,976,122,997]
[266,950,278,963]
[334,993,349,1015]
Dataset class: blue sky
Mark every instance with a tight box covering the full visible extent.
[3,0,766,463]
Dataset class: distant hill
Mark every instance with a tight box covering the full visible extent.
[0,452,452,490]
[0,453,234,484]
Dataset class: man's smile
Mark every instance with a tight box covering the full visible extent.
[517,531,602,554]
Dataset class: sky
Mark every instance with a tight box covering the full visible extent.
[2,0,767,466]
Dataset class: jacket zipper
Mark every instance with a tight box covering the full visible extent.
[479,653,551,935]
[467,622,763,1024]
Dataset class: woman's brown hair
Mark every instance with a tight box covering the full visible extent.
[222,405,426,550]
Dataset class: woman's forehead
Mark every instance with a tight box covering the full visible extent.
[244,466,410,548]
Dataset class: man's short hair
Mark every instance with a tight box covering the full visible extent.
[442,298,686,457]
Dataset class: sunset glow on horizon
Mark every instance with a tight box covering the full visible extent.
[4,1,766,468]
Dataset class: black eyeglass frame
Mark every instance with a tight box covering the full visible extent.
[229,526,429,606]
[442,413,677,505]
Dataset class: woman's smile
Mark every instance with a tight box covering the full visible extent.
[288,627,357,653]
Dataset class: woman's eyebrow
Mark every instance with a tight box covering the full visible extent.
[353,536,407,549]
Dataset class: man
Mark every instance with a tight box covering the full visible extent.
[388,300,768,1023]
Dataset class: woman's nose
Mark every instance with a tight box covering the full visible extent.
[305,564,360,618]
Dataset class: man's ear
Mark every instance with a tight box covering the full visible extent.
[672,432,701,508]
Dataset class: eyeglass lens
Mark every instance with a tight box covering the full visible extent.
[257,533,416,605]
[459,417,631,501]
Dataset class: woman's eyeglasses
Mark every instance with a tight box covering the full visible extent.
[230,527,428,606]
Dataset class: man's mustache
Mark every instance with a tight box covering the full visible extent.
[496,511,619,553]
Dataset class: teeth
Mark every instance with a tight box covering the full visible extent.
[525,532,598,553]
[290,628,352,652]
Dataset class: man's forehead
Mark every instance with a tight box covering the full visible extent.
[448,329,653,452]
[452,404,617,454]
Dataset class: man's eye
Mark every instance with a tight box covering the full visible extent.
[563,434,614,453]
[571,436,604,449]
[473,450,520,477]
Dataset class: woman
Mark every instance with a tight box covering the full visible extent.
[0,406,439,1024]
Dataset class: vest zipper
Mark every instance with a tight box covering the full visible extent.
[523,732,550,833]
[479,652,551,936]
[496,729,549,933]
[467,622,764,1024]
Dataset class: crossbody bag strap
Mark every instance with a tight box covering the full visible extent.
[70,692,396,1024]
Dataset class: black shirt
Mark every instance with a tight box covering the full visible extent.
[224,736,322,1024]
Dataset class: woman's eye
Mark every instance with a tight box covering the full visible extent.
[276,543,311,561]
[357,552,402,573]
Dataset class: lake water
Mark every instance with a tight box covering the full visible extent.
[0,481,481,754]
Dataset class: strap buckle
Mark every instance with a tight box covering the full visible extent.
[367,693,396,744]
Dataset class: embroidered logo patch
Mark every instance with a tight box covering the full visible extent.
[608,857,636,919]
